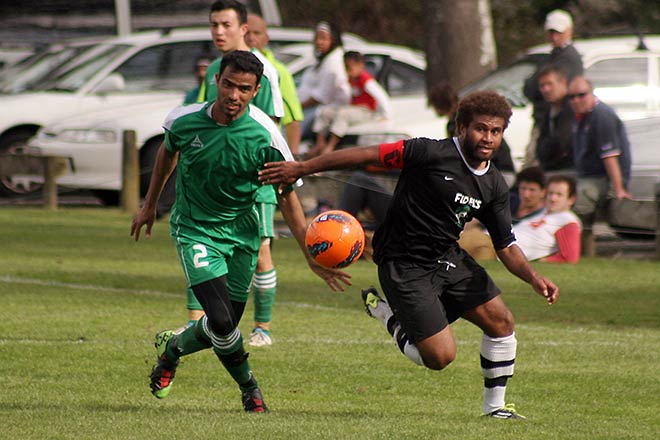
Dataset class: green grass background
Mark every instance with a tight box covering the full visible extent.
[1,207,658,439]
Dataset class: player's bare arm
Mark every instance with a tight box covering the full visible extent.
[130,144,179,241]
[276,189,352,292]
[496,244,560,304]
[259,145,381,186]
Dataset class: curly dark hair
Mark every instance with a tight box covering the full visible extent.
[455,90,512,130]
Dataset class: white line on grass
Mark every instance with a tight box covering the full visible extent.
[0,275,182,299]
[0,274,364,315]
[2,275,655,343]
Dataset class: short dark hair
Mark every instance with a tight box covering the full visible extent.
[427,82,458,116]
[515,166,546,188]
[547,174,577,198]
[344,51,364,63]
[537,64,567,82]
[455,90,512,130]
[210,0,247,24]
[219,50,263,85]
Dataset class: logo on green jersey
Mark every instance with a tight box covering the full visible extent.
[191,135,204,149]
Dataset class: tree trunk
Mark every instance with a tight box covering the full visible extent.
[422,0,497,91]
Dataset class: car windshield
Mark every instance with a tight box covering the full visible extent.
[0,44,96,94]
[34,44,130,92]
[460,55,544,107]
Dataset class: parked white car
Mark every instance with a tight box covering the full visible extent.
[0,26,367,195]
[23,39,428,204]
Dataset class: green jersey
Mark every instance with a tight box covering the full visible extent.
[200,48,284,118]
[261,47,303,126]
[163,102,293,223]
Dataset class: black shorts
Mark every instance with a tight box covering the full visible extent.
[377,247,500,343]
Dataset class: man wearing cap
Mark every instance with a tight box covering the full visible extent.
[523,9,583,167]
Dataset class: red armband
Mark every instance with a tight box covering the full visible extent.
[379,140,405,169]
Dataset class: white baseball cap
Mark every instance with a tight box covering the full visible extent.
[544,9,573,33]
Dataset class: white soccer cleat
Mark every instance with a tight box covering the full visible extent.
[248,328,272,347]
[361,286,392,322]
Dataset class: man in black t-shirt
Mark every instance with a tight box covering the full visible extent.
[259,91,559,419]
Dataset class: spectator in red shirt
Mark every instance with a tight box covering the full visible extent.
[306,51,391,158]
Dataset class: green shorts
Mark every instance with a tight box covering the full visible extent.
[170,208,260,303]
[257,202,276,239]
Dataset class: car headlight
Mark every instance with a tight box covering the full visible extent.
[55,129,118,144]
[356,133,411,146]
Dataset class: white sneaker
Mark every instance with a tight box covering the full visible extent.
[361,287,393,322]
[248,328,272,347]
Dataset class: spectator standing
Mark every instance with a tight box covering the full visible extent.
[183,55,212,105]
[567,76,632,256]
[534,65,575,174]
[523,9,583,167]
[246,13,303,155]
[243,13,305,347]
[306,51,392,158]
[297,21,351,140]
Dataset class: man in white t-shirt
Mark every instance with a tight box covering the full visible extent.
[513,175,581,263]
[461,175,582,263]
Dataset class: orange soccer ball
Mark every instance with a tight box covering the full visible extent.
[305,210,365,268]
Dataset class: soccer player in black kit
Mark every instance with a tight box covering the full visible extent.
[259,90,559,419]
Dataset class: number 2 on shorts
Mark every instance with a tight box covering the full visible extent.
[192,244,209,268]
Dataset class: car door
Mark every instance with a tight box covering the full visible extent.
[112,40,217,94]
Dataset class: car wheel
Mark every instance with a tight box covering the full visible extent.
[0,127,41,196]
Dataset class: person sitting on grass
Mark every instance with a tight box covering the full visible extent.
[461,175,582,263]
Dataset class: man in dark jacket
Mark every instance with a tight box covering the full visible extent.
[523,9,583,167]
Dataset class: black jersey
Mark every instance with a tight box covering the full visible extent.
[372,137,515,265]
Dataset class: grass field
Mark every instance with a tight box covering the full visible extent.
[1,207,659,439]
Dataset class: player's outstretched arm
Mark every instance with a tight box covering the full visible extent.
[130,144,178,241]
[259,145,381,188]
[496,244,559,304]
[277,189,352,291]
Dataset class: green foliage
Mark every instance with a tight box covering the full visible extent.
[1,208,659,439]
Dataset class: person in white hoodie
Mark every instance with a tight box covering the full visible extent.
[306,50,392,158]
[297,21,351,140]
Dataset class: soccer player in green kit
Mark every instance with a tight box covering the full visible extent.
[176,0,286,334]
[131,51,351,412]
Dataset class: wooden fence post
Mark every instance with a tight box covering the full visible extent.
[121,130,139,213]
[42,156,60,210]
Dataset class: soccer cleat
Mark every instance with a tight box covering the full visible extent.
[248,328,272,347]
[242,387,269,413]
[361,286,391,321]
[149,330,179,399]
[483,404,527,420]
